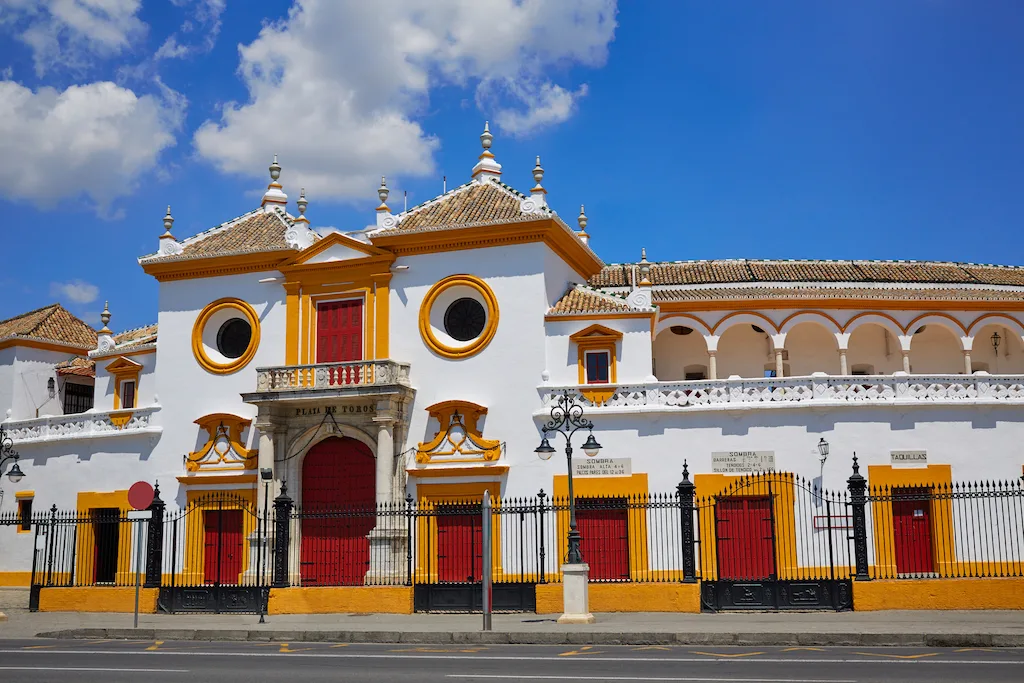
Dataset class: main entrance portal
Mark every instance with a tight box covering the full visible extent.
[300,437,377,585]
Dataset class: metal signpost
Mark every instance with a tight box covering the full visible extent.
[127,481,155,629]
[481,490,492,631]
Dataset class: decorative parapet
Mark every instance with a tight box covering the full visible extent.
[254,359,411,392]
[4,406,161,444]
[538,373,1024,414]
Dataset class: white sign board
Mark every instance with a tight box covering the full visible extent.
[712,451,775,473]
[572,457,632,477]
[891,450,927,465]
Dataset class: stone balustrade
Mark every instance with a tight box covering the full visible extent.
[255,359,412,392]
[4,406,162,444]
[539,373,1024,414]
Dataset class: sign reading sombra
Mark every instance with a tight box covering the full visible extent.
[712,451,776,473]
[572,457,631,477]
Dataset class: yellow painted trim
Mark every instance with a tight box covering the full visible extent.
[268,586,413,614]
[38,587,159,613]
[866,464,954,578]
[659,298,1024,313]
[552,473,649,581]
[105,356,143,410]
[284,282,300,366]
[545,312,656,322]
[371,217,603,281]
[571,323,621,387]
[0,338,91,355]
[407,464,510,478]
[0,571,32,587]
[419,274,499,359]
[15,493,33,534]
[415,400,501,464]
[693,473,800,581]
[186,413,258,472]
[281,230,393,265]
[176,474,258,486]
[374,274,390,358]
[182,488,257,585]
[141,251,289,282]
[536,582,700,614]
[108,411,133,429]
[191,298,261,375]
[415,482,502,583]
[853,577,1024,611]
[75,490,132,585]
[14,490,34,499]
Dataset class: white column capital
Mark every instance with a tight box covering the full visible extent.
[834,333,851,351]
[960,336,974,352]
[704,334,720,353]
[771,333,787,349]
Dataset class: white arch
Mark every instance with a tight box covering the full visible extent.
[712,312,780,337]
[655,314,713,338]
[905,314,967,351]
[843,313,905,341]
[779,312,842,336]
[967,313,1024,339]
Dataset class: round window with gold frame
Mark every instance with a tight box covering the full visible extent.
[419,275,499,359]
[192,298,261,374]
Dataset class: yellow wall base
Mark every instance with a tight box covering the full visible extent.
[0,572,32,587]
[854,578,1024,611]
[38,587,159,613]
[536,582,700,614]
[268,586,414,615]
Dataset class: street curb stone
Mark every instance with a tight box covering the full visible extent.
[33,628,1024,647]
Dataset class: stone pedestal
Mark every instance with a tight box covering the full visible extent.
[557,563,595,624]
[365,527,409,585]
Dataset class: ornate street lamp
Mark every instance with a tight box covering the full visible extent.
[817,438,830,468]
[992,331,1002,355]
[1,423,25,483]
[535,390,602,565]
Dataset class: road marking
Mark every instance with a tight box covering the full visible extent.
[445,676,857,682]
[560,646,602,657]
[0,649,1019,665]
[0,666,188,673]
[783,648,825,652]
[957,648,997,653]
[147,641,164,651]
[854,652,939,660]
[633,646,674,651]
[691,651,765,658]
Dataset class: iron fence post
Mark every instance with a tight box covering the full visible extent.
[272,481,293,588]
[405,493,414,587]
[45,504,57,586]
[847,454,870,580]
[676,462,697,582]
[144,483,165,588]
[537,489,547,584]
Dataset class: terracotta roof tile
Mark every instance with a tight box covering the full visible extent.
[652,286,1024,303]
[0,304,97,349]
[113,324,157,349]
[55,357,95,377]
[141,208,310,262]
[591,259,1024,288]
[548,286,634,315]
[389,179,538,232]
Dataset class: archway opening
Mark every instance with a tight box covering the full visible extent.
[971,323,1024,374]
[300,436,376,585]
[717,323,774,379]
[847,323,903,375]
[908,323,963,374]
[785,322,840,376]
[654,324,709,380]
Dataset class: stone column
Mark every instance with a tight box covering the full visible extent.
[902,350,911,374]
[374,417,395,505]
[255,420,275,511]
[963,350,973,375]
[367,408,404,584]
[839,349,848,376]
[708,351,717,380]
[774,349,785,377]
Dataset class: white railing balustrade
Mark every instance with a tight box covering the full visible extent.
[4,406,162,444]
[255,359,412,392]
[539,373,1024,413]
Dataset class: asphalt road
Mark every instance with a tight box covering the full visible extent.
[0,638,1023,683]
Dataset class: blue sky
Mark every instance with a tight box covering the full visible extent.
[1,1,1023,332]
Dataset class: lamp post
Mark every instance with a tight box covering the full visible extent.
[535,389,601,624]
[258,467,273,624]
[1,424,25,484]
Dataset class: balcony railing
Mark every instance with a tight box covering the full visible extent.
[254,359,412,392]
[4,406,161,445]
[539,372,1024,414]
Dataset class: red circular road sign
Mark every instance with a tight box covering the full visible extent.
[128,481,155,511]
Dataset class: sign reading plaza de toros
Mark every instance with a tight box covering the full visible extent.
[294,404,376,417]
[712,450,776,473]
[572,458,632,477]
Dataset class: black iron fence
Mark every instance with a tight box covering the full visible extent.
[6,459,1024,613]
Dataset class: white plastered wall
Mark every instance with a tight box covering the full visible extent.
[0,347,15,418]
[970,323,1024,374]
[93,350,157,411]
[544,316,653,386]
[10,346,79,420]
[653,327,709,380]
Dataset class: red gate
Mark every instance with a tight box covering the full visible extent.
[436,504,483,583]
[577,498,630,581]
[300,437,376,585]
[203,510,243,585]
[892,488,934,574]
[715,497,776,580]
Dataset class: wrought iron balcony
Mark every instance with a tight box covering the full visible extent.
[539,372,1024,414]
[252,359,412,394]
[3,406,162,445]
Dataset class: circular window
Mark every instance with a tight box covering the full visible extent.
[444,298,486,342]
[216,318,252,359]
[192,298,261,374]
[419,275,499,359]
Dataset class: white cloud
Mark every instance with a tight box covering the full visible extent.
[155,0,226,60]
[194,0,617,201]
[0,79,186,213]
[50,279,99,304]
[5,0,146,76]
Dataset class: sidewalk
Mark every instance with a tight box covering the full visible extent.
[2,592,1023,647]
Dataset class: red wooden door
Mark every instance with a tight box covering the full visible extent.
[576,499,630,581]
[301,437,376,585]
[316,299,363,363]
[436,505,483,583]
[715,497,776,580]
[892,489,934,574]
[203,510,243,584]
[91,508,121,584]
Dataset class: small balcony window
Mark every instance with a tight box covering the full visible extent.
[585,350,611,384]
[62,381,94,415]
[121,380,136,409]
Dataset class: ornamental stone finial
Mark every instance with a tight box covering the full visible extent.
[99,301,112,334]
[533,156,544,186]
[481,121,493,151]
[639,248,652,287]
[296,188,308,216]
[378,176,390,206]
[578,205,588,231]
[269,154,281,181]
[262,154,288,209]
[162,205,174,236]
[471,121,503,181]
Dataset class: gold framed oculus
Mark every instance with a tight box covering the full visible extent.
[192,298,261,374]
[419,274,499,359]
